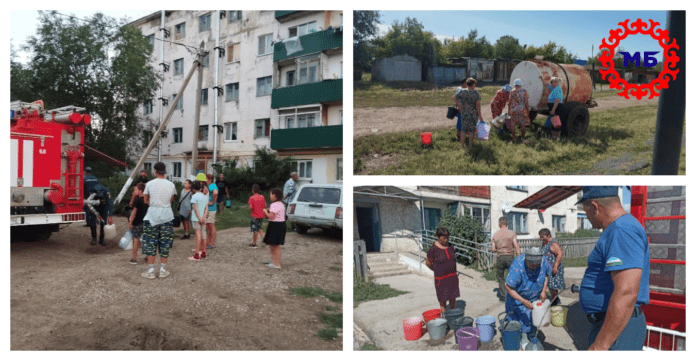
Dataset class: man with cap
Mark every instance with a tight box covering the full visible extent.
[577,186,649,350]
[140,162,177,279]
[505,247,552,337]
[83,167,113,244]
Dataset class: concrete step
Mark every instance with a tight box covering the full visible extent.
[369,269,413,279]
[366,252,398,261]
[369,264,408,273]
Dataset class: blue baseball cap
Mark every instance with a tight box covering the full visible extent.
[85,167,92,172]
[575,186,619,205]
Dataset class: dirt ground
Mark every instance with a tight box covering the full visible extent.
[11,216,343,350]
[354,95,658,138]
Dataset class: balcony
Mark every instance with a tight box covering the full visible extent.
[271,124,342,150]
[271,79,342,109]
[273,27,342,62]
[275,11,303,22]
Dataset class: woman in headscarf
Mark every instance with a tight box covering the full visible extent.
[425,227,460,315]
[507,78,530,143]
[505,247,551,335]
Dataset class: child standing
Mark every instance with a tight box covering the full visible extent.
[128,183,148,264]
[189,181,209,261]
[262,188,286,269]
[248,184,266,248]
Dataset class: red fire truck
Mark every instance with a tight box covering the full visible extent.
[10,100,94,241]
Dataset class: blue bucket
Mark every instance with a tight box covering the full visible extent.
[475,315,496,342]
[225,199,231,208]
[502,321,522,350]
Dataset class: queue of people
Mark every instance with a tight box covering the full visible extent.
[427,186,650,350]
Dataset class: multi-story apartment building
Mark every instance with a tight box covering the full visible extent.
[128,10,342,184]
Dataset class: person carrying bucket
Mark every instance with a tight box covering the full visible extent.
[504,247,551,336]
[539,228,565,305]
[490,84,512,133]
[425,227,460,315]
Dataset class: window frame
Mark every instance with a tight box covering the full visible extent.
[278,105,322,129]
[147,34,155,47]
[254,119,271,139]
[198,125,209,141]
[173,58,184,76]
[172,162,182,178]
[172,93,183,110]
[226,43,240,63]
[199,13,212,32]
[289,21,317,37]
[506,186,528,192]
[462,203,491,233]
[337,158,343,182]
[143,99,153,115]
[200,89,208,106]
[290,160,313,179]
[298,54,320,85]
[228,11,242,22]
[258,33,273,56]
[172,127,183,144]
[506,211,528,234]
[224,122,238,142]
[552,215,567,233]
[174,22,186,40]
[225,82,239,102]
[286,70,296,87]
[256,76,273,97]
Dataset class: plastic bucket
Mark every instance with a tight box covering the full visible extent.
[103,224,118,240]
[225,199,231,208]
[422,309,441,323]
[550,115,562,129]
[502,321,522,351]
[403,317,424,341]
[456,327,479,350]
[444,308,464,330]
[475,315,496,342]
[452,316,474,344]
[421,132,432,147]
[551,306,568,327]
[426,318,448,341]
[477,121,491,140]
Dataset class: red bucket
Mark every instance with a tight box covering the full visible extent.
[403,317,424,341]
[422,308,441,323]
[550,115,562,129]
[421,132,432,147]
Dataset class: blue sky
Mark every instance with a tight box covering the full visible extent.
[377,11,669,60]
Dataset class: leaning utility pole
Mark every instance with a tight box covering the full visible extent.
[191,41,205,177]
[114,54,202,204]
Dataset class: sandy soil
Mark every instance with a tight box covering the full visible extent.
[354,95,659,138]
[11,215,343,350]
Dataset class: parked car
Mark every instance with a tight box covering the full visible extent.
[287,184,342,234]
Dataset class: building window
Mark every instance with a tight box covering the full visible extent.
[279,106,321,129]
[291,160,313,179]
[143,131,152,148]
[227,43,240,63]
[172,128,183,143]
[337,158,343,181]
[174,58,184,76]
[256,76,272,96]
[463,204,491,233]
[172,94,183,110]
[198,125,208,141]
[199,13,211,32]
[173,162,182,178]
[507,186,528,192]
[174,22,186,40]
[228,11,242,22]
[506,212,528,234]
[578,214,592,230]
[144,163,152,172]
[200,89,208,106]
[225,83,239,102]
[224,122,237,141]
[553,215,566,233]
[147,34,155,47]
[289,21,317,37]
[143,99,153,115]
[254,119,270,138]
[286,70,295,87]
[424,208,442,231]
[202,52,210,68]
[298,54,320,84]
[258,34,272,55]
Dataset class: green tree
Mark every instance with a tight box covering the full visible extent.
[353,11,380,79]
[441,29,494,60]
[494,35,525,59]
[10,41,35,102]
[19,11,159,177]
[434,210,487,266]
[372,17,444,79]
[524,41,577,64]
[212,148,295,201]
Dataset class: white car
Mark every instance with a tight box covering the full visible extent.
[287,184,342,234]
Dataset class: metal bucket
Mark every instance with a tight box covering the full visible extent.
[456,327,479,350]
[502,321,522,351]
[475,315,496,342]
[426,318,448,341]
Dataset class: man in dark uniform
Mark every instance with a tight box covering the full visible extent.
[83,167,114,245]
[577,186,650,350]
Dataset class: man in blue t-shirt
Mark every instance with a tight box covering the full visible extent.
[578,186,650,350]
[205,174,218,248]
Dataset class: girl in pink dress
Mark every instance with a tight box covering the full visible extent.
[263,188,286,269]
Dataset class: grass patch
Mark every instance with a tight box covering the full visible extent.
[316,327,339,341]
[214,203,252,230]
[360,343,379,350]
[321,313,343,329]
[354,271,409,306]
[325,305,340,312]
[290,287,343,304]
[355,104,685,175]
[354,82,498,108]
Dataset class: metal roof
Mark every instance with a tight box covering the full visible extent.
[353,186,421,201]
[513,186,583,210]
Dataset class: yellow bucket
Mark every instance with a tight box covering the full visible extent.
[550,306,568,327]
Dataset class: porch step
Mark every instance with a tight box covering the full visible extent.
[367,252,412,279]
[370,269,413,279]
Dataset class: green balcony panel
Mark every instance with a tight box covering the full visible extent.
[275,11,301,22]
[273,28,343,62]
[271,125,342,150]
[271,79,342,108]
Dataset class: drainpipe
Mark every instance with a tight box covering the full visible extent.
[158,10,165,162]
[212,10,221,166]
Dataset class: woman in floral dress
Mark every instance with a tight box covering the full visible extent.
[426,227,460,315]
[539,228,565,305]
[507,78,530,143]
[452,78,485,154]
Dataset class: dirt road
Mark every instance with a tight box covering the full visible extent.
[354,95,658,138]
[11,216,343,350]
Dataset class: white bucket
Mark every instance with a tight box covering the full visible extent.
[103,224,118,240]
[531,299,551,327]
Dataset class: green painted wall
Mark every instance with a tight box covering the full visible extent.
[271,125,342,150]
[273,28,343,62]
[271,79,342,108]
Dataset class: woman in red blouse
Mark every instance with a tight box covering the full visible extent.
[426,227,460,315]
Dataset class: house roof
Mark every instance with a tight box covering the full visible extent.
[353,186,421,201]
[513,186,583,210]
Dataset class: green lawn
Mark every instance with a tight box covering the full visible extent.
[353,271,409,306]
[354,104,685,175]
[354,81,621,108]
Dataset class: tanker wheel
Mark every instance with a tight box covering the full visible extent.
[528,110,537,121]
[561,102,590,137]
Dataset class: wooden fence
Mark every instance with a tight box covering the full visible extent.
[515,237,600,259]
